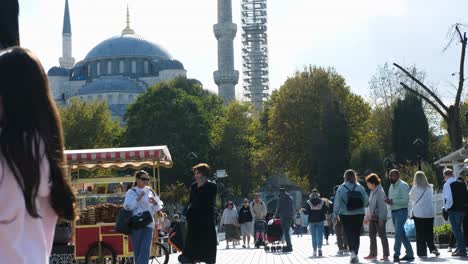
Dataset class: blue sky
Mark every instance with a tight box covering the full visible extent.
[19,0,468,102]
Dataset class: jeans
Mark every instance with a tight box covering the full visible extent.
[309,222,324,251]
[368,220,389,257]
[131,227,154,264]
[448,211,466,254]
[391,209,414,258]
[295,224,302,237]
[280,217,293,249]
[413,217,437,256]
[340,214,364,255]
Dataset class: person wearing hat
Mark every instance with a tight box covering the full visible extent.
[442,168,467,257]
[275,187,295,252]
[302,189,328,257]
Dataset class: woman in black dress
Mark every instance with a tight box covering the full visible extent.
[178,163,218,264]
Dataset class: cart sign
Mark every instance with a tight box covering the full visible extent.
[65,146,173,169]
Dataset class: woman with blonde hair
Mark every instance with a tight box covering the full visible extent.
[409,171,439,258]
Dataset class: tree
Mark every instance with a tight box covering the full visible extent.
[394,24,467,150]
[124,77,224,184]
[211,102,259,196]
[268,66,351,192]
[350,142,384,177]
[60,98,122,149]
[392,93,429,164]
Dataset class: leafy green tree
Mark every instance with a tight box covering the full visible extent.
[350,142,384,177]
[124,77,224,184]
[211,102,259,196]
[60,98,122,149]
[392,93,429,164]
[268,66,351,193]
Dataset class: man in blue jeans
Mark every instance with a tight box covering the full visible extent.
[275,187,295,252]
[442,169,467,257]
[386,169,414,262]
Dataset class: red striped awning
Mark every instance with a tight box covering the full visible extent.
[64,146,172,168]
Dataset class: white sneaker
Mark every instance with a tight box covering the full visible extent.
[247,244,250,248]
[313,250,317,257]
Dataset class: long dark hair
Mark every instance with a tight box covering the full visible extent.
[0,47,76,220]
[0,0,20,47]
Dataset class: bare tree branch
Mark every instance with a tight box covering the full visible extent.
[393,63,449,112]
[456,24,464,42]
[399,82,448,120]
[455,26,467,108]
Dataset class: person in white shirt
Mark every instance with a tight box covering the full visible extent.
[123,170,162,264]
[409,171,439,258]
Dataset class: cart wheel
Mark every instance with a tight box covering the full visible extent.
[150,241,169,264]
[85,242,117,264]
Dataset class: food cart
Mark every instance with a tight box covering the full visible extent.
[49,146,173,264]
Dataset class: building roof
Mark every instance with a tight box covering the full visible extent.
[79,76,145,95]
[85,34,172,60]
[48,66,70,76]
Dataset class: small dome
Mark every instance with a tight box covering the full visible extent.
[79,76,145,95]
[85,34,172,60]
[48,66,70,76]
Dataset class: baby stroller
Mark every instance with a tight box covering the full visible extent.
[254,220,267,248]
[264,218,286,252]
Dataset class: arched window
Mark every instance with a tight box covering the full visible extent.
[96,62,101,76]
[144,61,149,74]
[131,60,136,73]
[119,60,124,73]
[87,65,91,77]
[107,61,112,74]
[97,94,103,101]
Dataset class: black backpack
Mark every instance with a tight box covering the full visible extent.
[343,185,364,210]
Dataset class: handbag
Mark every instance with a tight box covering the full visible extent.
[131,211,153,229]
[115,208,133,235]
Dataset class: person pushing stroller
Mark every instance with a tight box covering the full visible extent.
[250,193,268,247]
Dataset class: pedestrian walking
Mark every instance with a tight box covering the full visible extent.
[0,47,77,264]
[322,198,332,245]
[364,173,390,261]
[333,169,368,263]
[442,169,467,257]
[178,163,218,264]
[275,187,295,252]
[221,201,240,249]
[302,189,328,257]
[251,193,268,246]
[294,210,303,237]
[409,171,440,258]
[386,169,414,262]
[331,185,349,255]
[239,198,254,248]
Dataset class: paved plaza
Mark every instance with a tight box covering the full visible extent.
[167,234,468,264]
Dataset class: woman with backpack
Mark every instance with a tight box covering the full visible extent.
[302,189,328,257]
[333,169,368,263]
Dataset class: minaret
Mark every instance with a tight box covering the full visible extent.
[59,0,75,68]
[213,0,239,103]
[121,6,135,35]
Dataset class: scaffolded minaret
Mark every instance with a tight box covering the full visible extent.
[213,0,239,104]
[241,0,269,110]
[59,0,75,68]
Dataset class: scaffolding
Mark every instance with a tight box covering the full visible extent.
[241,0,269,110]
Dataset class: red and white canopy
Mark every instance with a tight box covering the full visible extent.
[65,146,172,169]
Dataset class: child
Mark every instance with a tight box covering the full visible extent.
[295,210,303,237]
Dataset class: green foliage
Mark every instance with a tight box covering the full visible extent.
[124,77,224,184]
[268,66,351,193]
[59,98,122,149]
[392,93,429,164]
[434,223,451,243]
[397,162,440,190]
[350,142,384,177]
[211,102,260,196]
[160,181,189,205]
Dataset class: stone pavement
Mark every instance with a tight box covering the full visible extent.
[166,234,468,264]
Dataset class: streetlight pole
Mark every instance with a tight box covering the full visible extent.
[413,138,424,171]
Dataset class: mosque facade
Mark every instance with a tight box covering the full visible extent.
[48,1,186,118]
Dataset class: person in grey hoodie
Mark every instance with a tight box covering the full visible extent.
[333,169,368,263]
[364,173,390,261]
[275,187,295,252]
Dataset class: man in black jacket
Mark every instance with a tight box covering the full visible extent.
[442,169,468,257]
[275,188,295,252]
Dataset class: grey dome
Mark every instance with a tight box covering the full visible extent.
[85,34,172,60]
[79,76,145,95]
[48,66,70,76]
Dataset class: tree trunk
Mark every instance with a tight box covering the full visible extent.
[447,106,463,150]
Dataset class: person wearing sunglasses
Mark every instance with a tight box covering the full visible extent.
[123,170,163,264]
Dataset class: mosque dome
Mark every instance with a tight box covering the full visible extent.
[84,34,172,60]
